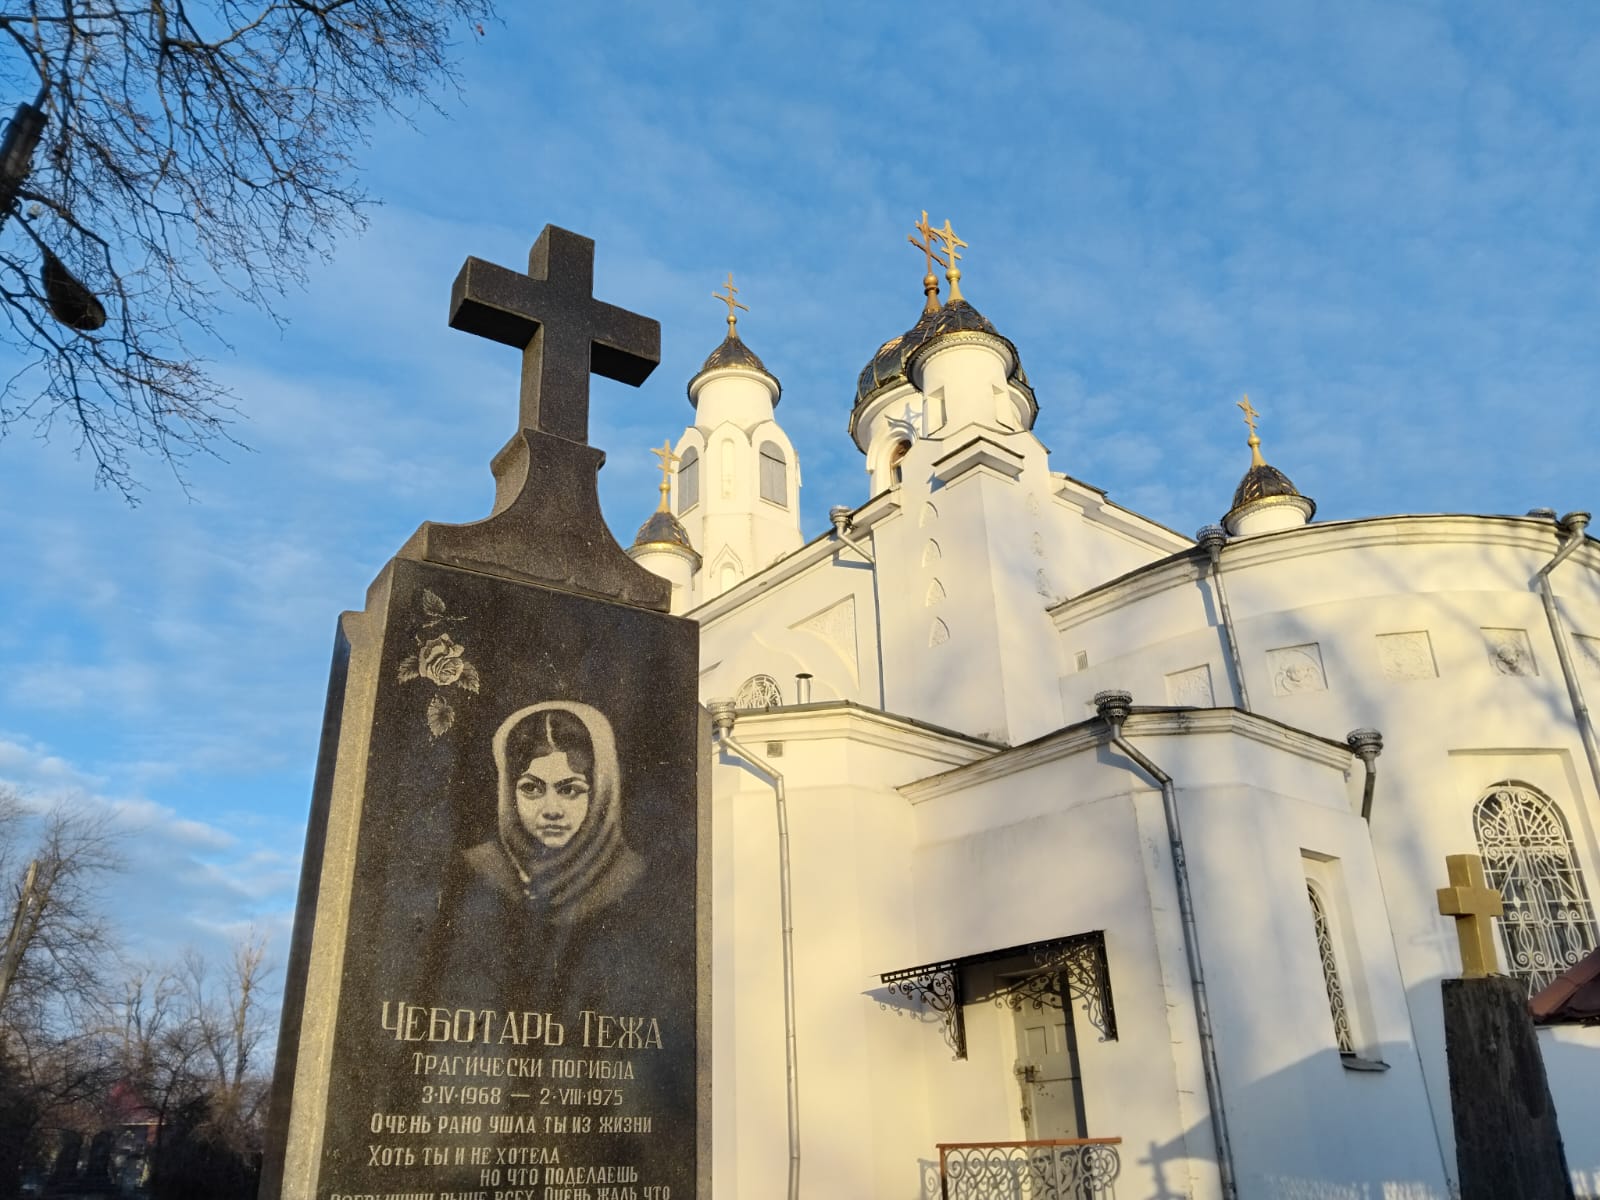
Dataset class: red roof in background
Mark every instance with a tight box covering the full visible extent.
[104,1079,159,1126]
[1530,948,1600,1025]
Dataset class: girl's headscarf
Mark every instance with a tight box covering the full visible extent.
[491,700,628,920]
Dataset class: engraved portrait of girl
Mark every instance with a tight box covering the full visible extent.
[464,700,646,923]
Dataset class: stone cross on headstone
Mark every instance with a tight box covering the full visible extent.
[450,225,660,444]
[1437,852,1505,978]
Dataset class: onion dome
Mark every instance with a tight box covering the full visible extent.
[631,508,699,560]
[1223,397,1315,535]
[1231,461,1310,511]
[688,272,780,404]
[630,441,702,564]
[853,299,1034,411]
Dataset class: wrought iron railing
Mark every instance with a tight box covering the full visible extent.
[936,1138,1122,1200]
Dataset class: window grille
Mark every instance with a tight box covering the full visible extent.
[1306,882,1354,1053]
[1473,782,1599,991]
[735,674,784,711]
[678,448,699,511]
[759,442,787,505]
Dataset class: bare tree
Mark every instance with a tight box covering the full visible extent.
[0,0,490,497]
[177,930,271,1135]
[0,796,119,1037]
[0,792,122,1196]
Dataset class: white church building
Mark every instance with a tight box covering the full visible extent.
[625,244,1600,1199]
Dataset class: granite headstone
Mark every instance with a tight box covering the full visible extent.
[260,226,709,1200]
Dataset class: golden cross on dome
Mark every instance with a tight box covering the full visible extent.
[713,272,749,338]
[1237,394,1265,467]
[908,210,944,313]
[933,218,968,304]
[650,440,681,512]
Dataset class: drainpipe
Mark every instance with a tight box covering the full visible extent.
[1532,510,1600,806]
[1346,729,1383,823]
[708,699,800,1200]
[1094,690,1238,1200]
[1195,526,1251,712]
[829,505,876,564]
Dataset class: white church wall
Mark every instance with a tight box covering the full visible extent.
[708,707,995,1199]
[910,779,1204,1200]
[900,711,1455,1197]
[1048,478,1194,601]
[1159,757,1452,1198]
[696,536,884,710]
[1047,516,1600,1188]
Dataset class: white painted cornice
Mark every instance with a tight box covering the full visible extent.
[1050,473,1193,552]
[1050,513,1599,634]
[899,706,1352,803]
[721,701,1001,769]
[930,433,1027,484]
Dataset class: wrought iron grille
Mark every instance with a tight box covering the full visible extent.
[734,673,784,710]
[1473,782,1599,992]
[881,932,1116,1061]
[937,1138,1121,1199]
[1306,882,1354,1053]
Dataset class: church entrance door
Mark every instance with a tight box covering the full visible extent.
[1006,973,1085,1139]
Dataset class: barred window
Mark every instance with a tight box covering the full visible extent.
[678,448,699,511]
[1474,782,1599,991]
[759,442,787,505]
[1306,882,1354,1054]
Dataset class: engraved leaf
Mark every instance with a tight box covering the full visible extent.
[397,653,419,683]
[421,588,448,617]
[426,694,455,737]
[458,661,481,695]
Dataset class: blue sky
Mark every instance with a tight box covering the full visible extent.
[1,0,1598,992]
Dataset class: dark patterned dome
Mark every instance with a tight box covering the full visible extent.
[1231,463,1306,510]
[631,509,699,559]
[688,333,780,405]
[853,300,1032,411]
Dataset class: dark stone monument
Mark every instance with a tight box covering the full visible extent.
[1442,977,1574,1200]
[260,226,709,1200]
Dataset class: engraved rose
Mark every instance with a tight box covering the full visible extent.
[396,590,480,737]
[418,635,467,686]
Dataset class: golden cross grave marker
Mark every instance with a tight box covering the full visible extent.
[1436,852,1504,979]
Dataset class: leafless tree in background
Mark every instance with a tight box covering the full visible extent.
[0,790,122,1196]
[0,0,490,498]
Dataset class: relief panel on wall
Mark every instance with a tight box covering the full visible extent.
[1377,631,1438,681]
[1482,627,1537,677]
[1269,643,1328,696]
[1575,634,1600,680]
[1165,664,1215,707]
[791,595,860,685]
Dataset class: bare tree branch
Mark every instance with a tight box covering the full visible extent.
[0,0,491,498]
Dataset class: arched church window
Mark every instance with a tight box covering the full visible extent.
[735,674,784,711]
[1306,882,1354,1054]
[678,447,699,511]
[888,439,910,485]
[1473,781,1600,991]
[759,442,787,506]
